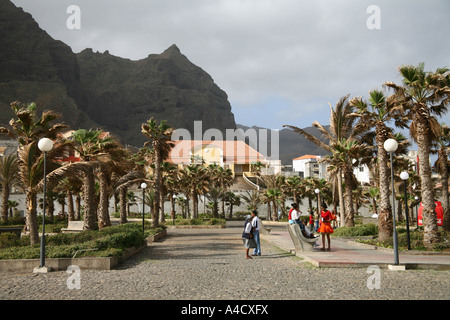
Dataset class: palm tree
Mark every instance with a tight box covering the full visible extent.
[282,176,304,205]
[325,139,371,226]
[434,123,450,231]
[69,129,118,230]
[182,163,209,218]
[284,95,359,224]
[205,186,225,218]
[159,161,178,223]
[261,188,282,221]
[0,101,68,244]
[223,191,241,219]
[241,190,260,212]
[141,117,174,227]
[0,153,19,222]
[385,63,450,247]
[208,164,233,215]
[363,186,380,217]
[54,177,78,222]
[350,89,408,240]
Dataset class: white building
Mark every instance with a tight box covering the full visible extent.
[293,154,370,184]
[292,155,327,179]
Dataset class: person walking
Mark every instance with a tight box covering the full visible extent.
[251,210,261,256]
[309,212,314,232]
[317,205,334,251]
[242,215,256,259]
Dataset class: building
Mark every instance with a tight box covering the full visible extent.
[168,140,272,191]
[169,140,268,175]
[292,155,327,179]
[292,154,370,184]
[0,139,19,157]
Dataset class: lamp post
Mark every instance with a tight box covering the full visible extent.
[384,138,399,265]
[141,182,147,234]
[38,138,53,270]
[172,194,177,225]
[400,171,411,250]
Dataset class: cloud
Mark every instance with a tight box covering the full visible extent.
[10,0,450,130]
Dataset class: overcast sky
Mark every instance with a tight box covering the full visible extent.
[10,0,450,133]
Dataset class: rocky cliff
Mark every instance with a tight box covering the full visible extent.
[0,0,236,146]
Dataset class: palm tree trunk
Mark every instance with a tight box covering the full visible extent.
[193,193,199,219]
[439,149,450,232]
[67,190,75,222]
[98,170,111,229]
[337,171,345,227]
[170,193,175,221]
[83,170,97,230]
[152,142,161,228]
[272,201,278,221]
[377,142,393,242]
[119,186,127,224]
[26,190,39,245]
[417,122,440,247]
[160,191,166,223]
[344,170,355,227]
[1,184,9,222]
[48,197,54,223]
[75,193,81,220]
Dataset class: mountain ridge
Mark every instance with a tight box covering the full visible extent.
[0,0,236,147]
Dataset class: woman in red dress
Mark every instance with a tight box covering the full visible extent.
[317,205,334,251]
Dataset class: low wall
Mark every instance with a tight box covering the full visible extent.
[0,229,167,273]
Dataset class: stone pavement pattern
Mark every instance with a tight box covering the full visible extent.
[0,221,449,300]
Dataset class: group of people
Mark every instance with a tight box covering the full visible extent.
[242,203,336,257]
[289,202,335,251]
[289,203,336,251]
[242,210,261,259]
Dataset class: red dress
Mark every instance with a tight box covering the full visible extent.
[317,210,334,234]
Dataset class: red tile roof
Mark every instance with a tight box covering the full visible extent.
[293,155,320,161]
[168,140,267,164]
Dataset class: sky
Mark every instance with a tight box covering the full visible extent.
[10,0,450,133]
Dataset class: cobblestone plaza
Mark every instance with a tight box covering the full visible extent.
[0,222,448,301]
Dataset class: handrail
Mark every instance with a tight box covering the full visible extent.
[243,172,259,191]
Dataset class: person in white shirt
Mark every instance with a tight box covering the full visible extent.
[242,215,255,259]
[251,210,261,256]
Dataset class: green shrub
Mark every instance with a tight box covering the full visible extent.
[208,218,226,225]
[0,216,26,226]
[0,222,148,260]
[332,223,378,237]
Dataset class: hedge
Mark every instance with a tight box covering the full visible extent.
[0,223,152,260]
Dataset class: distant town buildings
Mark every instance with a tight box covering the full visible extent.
[292,154,371,185]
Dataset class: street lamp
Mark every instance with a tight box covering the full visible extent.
[37,138,53,271]
[384,138,399,265]
[141,182,147,234]
[400,171,411,250]
[172,194,177,225]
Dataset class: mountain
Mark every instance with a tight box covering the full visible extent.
[0,0,236,147]
[236,124,329,166]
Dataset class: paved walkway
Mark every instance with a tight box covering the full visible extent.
[0,221,449,301]
[262,222,450,270]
